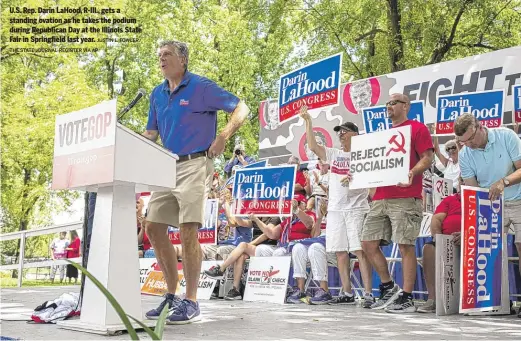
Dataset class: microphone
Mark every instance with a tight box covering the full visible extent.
[117,88,147,121]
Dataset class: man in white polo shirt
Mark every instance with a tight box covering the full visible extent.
[455,113,521,318]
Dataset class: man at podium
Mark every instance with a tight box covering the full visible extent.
[141,40,250,324]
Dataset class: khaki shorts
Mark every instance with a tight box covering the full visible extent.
[361,198,423,245]
[504,199,521,242]
[147,156,214,227]
[202,244,236,261]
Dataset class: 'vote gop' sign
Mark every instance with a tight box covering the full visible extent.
[436,90,504,135]
[52,100,117,189]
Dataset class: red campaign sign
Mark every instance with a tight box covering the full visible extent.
[168,230,216,245]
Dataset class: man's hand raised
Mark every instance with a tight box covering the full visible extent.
[299,106,311,122]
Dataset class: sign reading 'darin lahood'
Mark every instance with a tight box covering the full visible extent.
[278,53,342,123]
[362,101,425,133]
[460,186,507,313]
[348,125,411,189]
[436,90,504,135]
[231,165,296,217]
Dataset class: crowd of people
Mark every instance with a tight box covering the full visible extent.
[127,39,521,324]
[136,100,521,316]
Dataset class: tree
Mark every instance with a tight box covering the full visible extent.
[297,0,521,78]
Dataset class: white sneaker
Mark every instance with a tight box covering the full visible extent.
[417,299,436,313]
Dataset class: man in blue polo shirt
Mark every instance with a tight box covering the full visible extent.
[142,40,249,324]
[455,113,521,306]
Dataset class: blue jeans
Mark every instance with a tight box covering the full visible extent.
[144,249,156,258]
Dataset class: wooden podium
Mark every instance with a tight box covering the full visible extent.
[51,100,178,334]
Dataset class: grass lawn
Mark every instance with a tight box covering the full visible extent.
[0,270,82,288]
[1,277,82,287]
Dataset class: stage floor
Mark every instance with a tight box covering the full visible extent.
[1,286,520,340]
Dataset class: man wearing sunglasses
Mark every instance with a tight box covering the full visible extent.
[455,113,521,312]
[361,93,434,313]
[300,106,374,306]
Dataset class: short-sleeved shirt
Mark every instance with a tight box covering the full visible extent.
[459,127,521,201]
[434,193,462,235]
[218,226,253,246]
[146,72,240,156]
[224,155,256,174]
[51,238,70,258]
[373,120,434,200]
[252,217,281,245]
[309,169,329,196]
[294,170,307,195]
[443,159,461,190]
[279,211,316,246]
[324,147,369,211]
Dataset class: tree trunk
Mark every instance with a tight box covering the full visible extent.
[386,0,405,72]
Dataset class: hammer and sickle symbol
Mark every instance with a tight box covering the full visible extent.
[386,131,406,156]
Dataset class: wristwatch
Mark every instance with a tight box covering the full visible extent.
[502,177,510,187]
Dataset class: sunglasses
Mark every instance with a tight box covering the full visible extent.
[386,100,407,106]
[337,129,354,136]
[446,146,457,152]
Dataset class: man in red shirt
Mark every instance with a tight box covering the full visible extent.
[418,180,462,313]
[361,93,434,313]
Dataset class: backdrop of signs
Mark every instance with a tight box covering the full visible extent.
[141,260,221,299]
[259,47,520,163]
[362,101,425,133]
[231,165,296,217]
[278,53,342,123]
[436,90,504,135]
[243,256,292,304]
[513,84,521,124]
[432,175,453,210]
[435,234,460,316]
[460,186,507,313]
[168,199,218,245]
[349,125,411,189]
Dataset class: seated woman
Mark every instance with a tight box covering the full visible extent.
[204,194,313,300]
[286,199,330,304]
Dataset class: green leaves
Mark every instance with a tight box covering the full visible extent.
[67,260,169,340]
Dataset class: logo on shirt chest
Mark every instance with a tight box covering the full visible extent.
[179,99,189,106]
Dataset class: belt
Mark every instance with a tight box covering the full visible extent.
[177,150,208,162]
